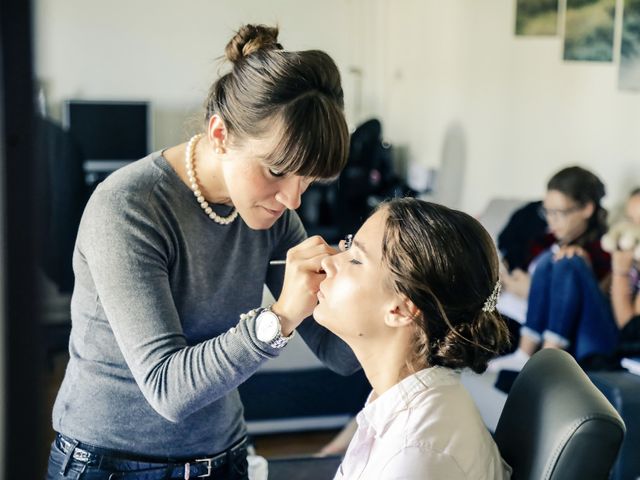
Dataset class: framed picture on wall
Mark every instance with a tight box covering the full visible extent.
[515,0,560,36]
[619,0,640,91]
[563,0,616,62]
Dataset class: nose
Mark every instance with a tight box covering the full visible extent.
[320,254,336,277]
[547,214,561,227]
[275,177,303,210]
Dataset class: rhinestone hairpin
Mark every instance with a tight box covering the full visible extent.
[482,281,502,313]
[343,234,353,250]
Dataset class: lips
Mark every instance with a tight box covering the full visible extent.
[263,206,285,217]
[317,281,328,300]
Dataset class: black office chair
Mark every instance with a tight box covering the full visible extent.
[494,349,625,480]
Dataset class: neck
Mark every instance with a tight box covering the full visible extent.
[561,223,590,246]
[350,333,415,398]
[191,135,232,206]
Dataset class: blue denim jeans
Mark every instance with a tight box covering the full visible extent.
[523,251,618,361]
[45,434,249,480]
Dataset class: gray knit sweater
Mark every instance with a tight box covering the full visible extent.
[51,151,358,458]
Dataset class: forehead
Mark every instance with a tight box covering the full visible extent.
[355,209,387,260]
[544,189,574,207]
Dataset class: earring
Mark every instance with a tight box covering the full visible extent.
[215,146,225,155]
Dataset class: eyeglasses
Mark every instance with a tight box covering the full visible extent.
[538,205,581,221]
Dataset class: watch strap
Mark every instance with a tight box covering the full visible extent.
[243,306,295,349]
[262,305,295,349]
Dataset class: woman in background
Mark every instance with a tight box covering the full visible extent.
[315,198,512,479]
[611,188,640,356]
[490,166,616,372]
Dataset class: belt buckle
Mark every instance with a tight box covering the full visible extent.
[194,457,212,478]
[72,448,92,463]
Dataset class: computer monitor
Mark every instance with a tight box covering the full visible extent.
[63,100,151,183]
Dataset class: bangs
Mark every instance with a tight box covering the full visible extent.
[265,92,349,181]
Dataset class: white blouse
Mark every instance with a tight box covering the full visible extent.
[334,366,512,479]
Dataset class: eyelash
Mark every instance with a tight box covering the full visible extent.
[269,168,285,178]
[342,235,361,265]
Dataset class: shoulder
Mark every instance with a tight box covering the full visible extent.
[84,152,171,217]
[585,239,611,279]
[78,153,177,245]
[379,445,467,479]
[584,238,610,259]
[400,380,485,438]
[96,152,165,199]
[382,381,502,477]
[529,234,556,261]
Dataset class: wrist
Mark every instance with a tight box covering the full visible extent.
[253,305,295,349]
[612,269,631,276]
[270,302,296,337]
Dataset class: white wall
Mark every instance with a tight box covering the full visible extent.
[35,0,360,146]
[360,0,640,213]
[35,0,640,215]
[460,0,640,213]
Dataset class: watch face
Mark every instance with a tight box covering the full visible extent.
[256,310,280,343]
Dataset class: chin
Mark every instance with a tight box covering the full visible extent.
[244,206,286,230]
[312,305,324,323]
[552,230,566,241]
[313,306,345,338]
[313,305,331,327]
[246,220,276,230]
[242,213,278,230]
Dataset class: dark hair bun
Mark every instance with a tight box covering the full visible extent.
[225,24,283,63]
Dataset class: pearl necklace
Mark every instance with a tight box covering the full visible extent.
[185,133,238,225]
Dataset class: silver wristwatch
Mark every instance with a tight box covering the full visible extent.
[254,306,294,349]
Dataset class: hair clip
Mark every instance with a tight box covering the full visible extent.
[482,281,502,313]
[343,234,353,251]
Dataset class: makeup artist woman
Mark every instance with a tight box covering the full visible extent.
[46,24,357,480]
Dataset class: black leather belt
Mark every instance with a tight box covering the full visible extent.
[56,433,248,479]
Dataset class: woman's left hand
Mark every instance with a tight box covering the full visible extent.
[272,236,338,335]
[554,245,590,265]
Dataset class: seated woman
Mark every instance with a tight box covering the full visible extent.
[313,198,512,479]
[611,188,640,356]
[490,166,617,372]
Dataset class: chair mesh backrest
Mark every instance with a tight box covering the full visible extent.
[494,349,625,480]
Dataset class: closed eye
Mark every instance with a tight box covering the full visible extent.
[269,168,286,178]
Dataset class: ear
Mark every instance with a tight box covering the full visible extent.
[384,295,420,329]
[581,201,595,219]
[207,114,227,153]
